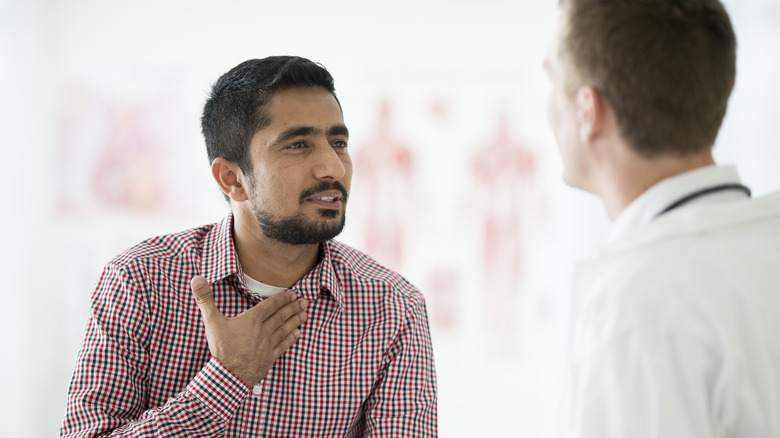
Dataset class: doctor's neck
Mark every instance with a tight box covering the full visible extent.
[597,147,716,221]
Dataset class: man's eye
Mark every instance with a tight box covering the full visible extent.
[288,141,306,149]
[333,140,348,149]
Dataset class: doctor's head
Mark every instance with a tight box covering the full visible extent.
[545,0,737,190]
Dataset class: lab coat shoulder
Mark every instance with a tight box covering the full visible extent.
[564,191,780,438]
[567,237,727,438]
[572,190,780,347]
[574,233,704,334]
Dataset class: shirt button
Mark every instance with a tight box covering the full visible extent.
[252,384,262,396]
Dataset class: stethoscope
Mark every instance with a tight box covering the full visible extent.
[656,183,752,217]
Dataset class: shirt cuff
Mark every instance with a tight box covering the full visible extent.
[186,357,249,421]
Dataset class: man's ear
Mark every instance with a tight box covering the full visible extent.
[211,158,249,202]
[575,86,607,144]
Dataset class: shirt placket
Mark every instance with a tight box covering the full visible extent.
[251,378,269,436]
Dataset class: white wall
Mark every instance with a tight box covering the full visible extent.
[1,0,778,436]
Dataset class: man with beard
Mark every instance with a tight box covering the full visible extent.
[61,57,437,437]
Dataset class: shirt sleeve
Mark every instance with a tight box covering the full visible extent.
[562,327,721,438]
[61,263,249,438]
[362,292,438,437]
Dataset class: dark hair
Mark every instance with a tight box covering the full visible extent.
[559,0,736,157]
[201,56,339,176]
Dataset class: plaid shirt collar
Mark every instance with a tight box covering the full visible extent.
[201,214,343,308]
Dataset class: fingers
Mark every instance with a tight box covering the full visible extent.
[270,306,307,344]
[273,328,303,359]
[253,290,300,320]
[267,296,308,330]
[191,276,307,342]
[190,276,220,321]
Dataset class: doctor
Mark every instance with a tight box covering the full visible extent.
[544,0,780,437]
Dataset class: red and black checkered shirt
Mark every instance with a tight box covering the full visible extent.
[61,215,438,437]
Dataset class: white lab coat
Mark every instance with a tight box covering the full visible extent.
[564,190,780,438]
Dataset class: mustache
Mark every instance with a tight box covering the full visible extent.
[299,181,349,204]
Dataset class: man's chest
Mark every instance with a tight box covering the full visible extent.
[145,293,395,436]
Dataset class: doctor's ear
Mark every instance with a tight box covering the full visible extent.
[575,86,607,144]
[211,158,249,202]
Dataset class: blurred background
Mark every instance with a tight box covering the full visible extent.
[1,0,779,436]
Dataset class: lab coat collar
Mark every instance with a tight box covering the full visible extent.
[601,190,780,257]
[608,165,744,243]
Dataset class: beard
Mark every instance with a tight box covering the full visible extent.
[253,207,346,245]
[250,181,348,245]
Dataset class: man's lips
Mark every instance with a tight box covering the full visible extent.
[299,182,349,207]
[307,190,344,208]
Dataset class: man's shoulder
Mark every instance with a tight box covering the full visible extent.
[109,222,218,269]
[327,240,421,298]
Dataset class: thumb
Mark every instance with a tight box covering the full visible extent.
[191,276,219,321]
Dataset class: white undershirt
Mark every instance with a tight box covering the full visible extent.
[243,273,288,298]
[608,164,747,243]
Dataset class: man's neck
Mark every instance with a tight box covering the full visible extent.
[231,209,320,288]
[599,147,716,221]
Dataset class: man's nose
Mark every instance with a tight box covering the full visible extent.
[312,143,346,181]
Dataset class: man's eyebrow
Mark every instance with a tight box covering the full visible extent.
[276,126,318,143]
[328,125,349,138]
[275,125,349,144]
